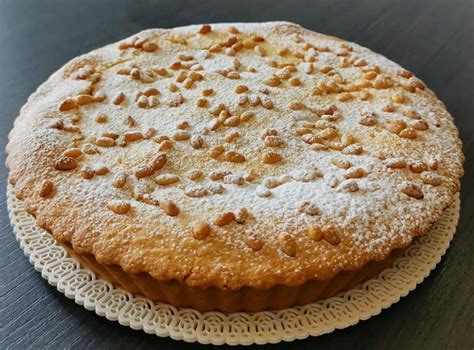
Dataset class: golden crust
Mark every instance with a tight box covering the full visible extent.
[6,22,463,295]
[63,242,405,312]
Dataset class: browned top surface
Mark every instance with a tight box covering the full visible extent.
[6,22,463,289]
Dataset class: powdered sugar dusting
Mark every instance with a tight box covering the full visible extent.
[6,22,463,289]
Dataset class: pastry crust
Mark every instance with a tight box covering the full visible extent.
[63,242,406,312]
[6,22,463,309]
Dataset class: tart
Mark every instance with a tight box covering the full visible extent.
[6,22,463,312]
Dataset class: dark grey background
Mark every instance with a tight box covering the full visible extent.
[1,0,473,349]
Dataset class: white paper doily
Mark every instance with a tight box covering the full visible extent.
[6,184,460,346]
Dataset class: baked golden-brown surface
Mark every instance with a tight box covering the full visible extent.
[6,22,463,309]
[62,241,405,312]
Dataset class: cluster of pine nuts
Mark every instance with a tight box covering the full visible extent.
[43,24,446,257]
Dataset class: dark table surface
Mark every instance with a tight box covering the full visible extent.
[1,0,473,349]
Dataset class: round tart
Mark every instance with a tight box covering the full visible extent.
[6,22,463,312]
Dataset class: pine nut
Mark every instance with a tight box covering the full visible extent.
[112,92,125,105]
[112,172,128,188]
[343,167,366,179]
[192,221,211,240]
[244,232,264,251]
[209,145,225,159]
[172,130,190,141]
[54,156,77,171]
[264,75,280,87]
[400,181,424,199]
[190,135,204,149]
[299,201,319,216]
[262,152,282,164]
[235,85,248,94]
[196,97,208,107]
[307,224,323,241]
[239,111,254,122]
[264,135,283,147]
[399,127,417,139]
[96,137,115,147]
[76,94,95,105]
[198,24,212,34]
[224,151,246,163]
[95,165,109,175]
[151,152,167,171]
[322,224,340,245]
[39,180,54,198]
[142,42,158,52]
[213,212,235,226]
[59,98,77,111]
[421,172,442,186]
[63,148,82,158]
[124,131,143,142]
[160,199,180,216]
[409,161,427,173]
[135,165,155,179]
[332,157,351,169]
[412,120,429,131]
[107,200,131,214]
[278,233,296,257]
[185,186,208,197]
[385,158,406,169]
[155,174,180,185]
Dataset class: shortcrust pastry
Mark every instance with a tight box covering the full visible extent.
[6,22,463,311]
